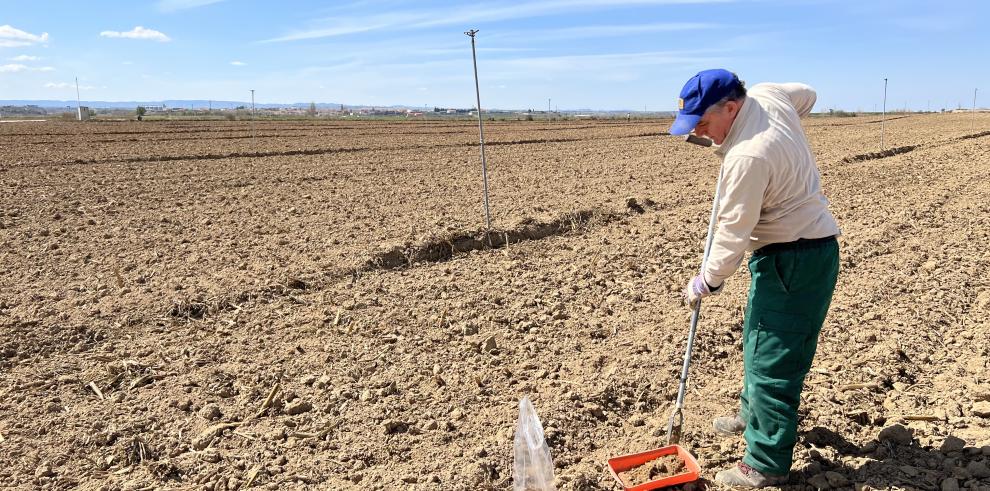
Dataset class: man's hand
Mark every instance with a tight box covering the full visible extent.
[683,274,721,309]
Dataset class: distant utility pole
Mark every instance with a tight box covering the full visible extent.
[75,77,82,121]
[975,88,979,128]
[465,29,492,231]
[250,89,256,117]
[880,78,887,150]
[547,97,551,145]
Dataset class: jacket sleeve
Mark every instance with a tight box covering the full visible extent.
[774,83,817,117]
[703,155,769,287]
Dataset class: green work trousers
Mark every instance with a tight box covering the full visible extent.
[739,237,839,476]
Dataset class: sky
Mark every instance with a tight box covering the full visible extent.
[1,0,988,111]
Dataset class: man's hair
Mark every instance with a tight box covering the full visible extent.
[709,76,747,111]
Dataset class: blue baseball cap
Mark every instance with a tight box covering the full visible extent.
[669,69,741,136]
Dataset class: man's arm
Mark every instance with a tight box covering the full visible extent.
[703,155,769,287]
[774,83,817,117]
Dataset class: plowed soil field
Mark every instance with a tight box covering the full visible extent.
[2,114,990,490]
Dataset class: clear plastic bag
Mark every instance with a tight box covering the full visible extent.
[513,396,556,491]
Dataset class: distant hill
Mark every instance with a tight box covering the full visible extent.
[0,100,348,110]
[0,100,675,113]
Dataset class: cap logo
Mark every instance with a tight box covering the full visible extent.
[678,98,684,110]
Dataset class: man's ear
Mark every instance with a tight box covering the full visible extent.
[726,100,741,117]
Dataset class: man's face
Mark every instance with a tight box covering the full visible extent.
[693,100,741,145]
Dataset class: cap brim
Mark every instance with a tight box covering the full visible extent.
[669,113,701,136]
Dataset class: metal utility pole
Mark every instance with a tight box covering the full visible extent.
[880,78,887,150]
[75,77,82,121]
[547,97,551,145]
[465,29,492,231]
[250,89,256,117]
[975,88,979,125]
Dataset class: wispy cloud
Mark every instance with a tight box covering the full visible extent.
[262,0,734,42]
[100,26,172,42]
[0,25,49,48]
[0,63,54,72]
[468,49,726,80]
[44,82,94,90]
[299,48,724,86]
[230,60,247,66]
[10,54,41,61]
[157,0,226,12]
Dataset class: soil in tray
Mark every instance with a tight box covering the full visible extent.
[618,453,687,487]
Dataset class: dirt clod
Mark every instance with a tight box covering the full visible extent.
[383,420,408,435]
[285,400,313,416]
[200,404,223,421]
[807,473,831,489]
[967,461,990,479]
[482,335,498,353]
[972,401,990,418]
[462,322,479,336]
[825,470,849,487]
[878,424,913,445]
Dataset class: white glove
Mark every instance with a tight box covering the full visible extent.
[684,274,721,309]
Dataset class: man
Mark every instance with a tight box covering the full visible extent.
[672,69,841,488]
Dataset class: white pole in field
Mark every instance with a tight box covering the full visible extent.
[250,89,256,142]
[75,77,82,121]
[547,97,551,145]
[880,78,887,150]
[465,29,492,231]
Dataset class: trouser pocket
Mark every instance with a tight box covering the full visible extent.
[747,310,818,379]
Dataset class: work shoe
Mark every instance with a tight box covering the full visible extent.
[713,414,746,435]
[714,462,788,488]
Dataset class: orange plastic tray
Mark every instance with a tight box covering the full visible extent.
[607,444,701,491]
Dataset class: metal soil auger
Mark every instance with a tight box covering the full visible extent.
[603,135,721,491]
[665,140,725,445]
